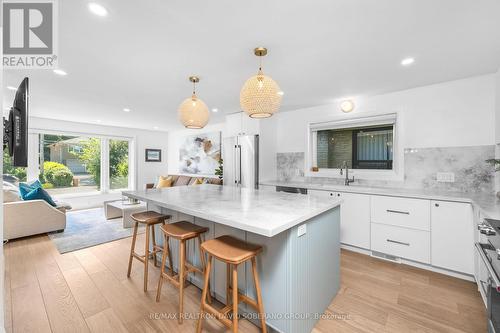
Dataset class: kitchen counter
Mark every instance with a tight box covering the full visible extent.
[123,184,341,237]
[261,180,500,220]
[123,184,342,333]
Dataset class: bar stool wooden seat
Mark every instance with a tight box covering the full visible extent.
[197,235,266,333]
[156,221,211,324]
[127,211,170,292]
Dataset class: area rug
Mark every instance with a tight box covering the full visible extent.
[49,207,143,254]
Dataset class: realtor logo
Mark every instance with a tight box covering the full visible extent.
[2,0,58,68]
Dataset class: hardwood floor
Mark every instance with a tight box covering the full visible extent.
[4,234,486,333]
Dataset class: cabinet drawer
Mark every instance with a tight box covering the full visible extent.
[371,196,430,231]
[371,223,430,263]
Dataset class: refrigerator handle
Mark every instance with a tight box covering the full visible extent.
[233,144,238,185]
[237,144,242,185]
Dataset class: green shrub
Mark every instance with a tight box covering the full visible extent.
[42,161,74,187]
[42,183,54,189]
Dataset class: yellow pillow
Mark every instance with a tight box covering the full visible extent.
[194,178,204,185]
[156,176,172,188]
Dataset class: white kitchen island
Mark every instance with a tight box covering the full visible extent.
[123,185,342,333]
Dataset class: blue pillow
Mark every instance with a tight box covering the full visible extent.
[23,187,57,207]
[19,180,42,199]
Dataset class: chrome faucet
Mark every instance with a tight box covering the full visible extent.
[339,161,355,186]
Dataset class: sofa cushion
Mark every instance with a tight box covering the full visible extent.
[23,187,57,207]
[19,179,42,198]
[173,175,191,186]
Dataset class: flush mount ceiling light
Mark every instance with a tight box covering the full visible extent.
[178,76,209,129]
[211,108,218,113]
[340,100,355,113]
[123,108,131,112]
[401,57,415,66]
[240,47,283,118]
[53,69,67,76]
[88,2,108,17]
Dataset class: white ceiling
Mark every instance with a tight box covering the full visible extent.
[3,0,500,131]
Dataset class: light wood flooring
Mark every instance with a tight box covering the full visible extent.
[4,234,486,333]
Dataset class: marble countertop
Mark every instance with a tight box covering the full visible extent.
[122,185,341,237]
[261,180,500,220]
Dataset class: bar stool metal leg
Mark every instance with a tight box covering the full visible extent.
[127,221,139,277]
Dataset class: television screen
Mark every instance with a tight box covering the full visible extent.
[4,77,29,167]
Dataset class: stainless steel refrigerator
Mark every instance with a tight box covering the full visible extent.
[223,135,259,189]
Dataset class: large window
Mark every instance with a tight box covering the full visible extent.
[109,139,129,190]
[311,114,396,172]
[35,132,132,196]
[39,134,101,194]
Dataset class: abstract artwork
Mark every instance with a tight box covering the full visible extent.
[179,132,221,175]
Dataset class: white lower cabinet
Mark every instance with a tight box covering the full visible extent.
[338,192,371,249]
[308,190,370,249]
[431,200,474,274]
[306,186,475,276]
[371,222,431,263]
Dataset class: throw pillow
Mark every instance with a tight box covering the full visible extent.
[194,178,204,185]
[23,187,57,207]
[157,176,172,188]
[19,179,42,199]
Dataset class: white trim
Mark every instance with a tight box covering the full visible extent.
[310,113,397,131]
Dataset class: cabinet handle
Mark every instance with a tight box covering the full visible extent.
[330,193,333,196]
[386,209,410,215]
[435,203,440,207]
[337,193,341,197]
[387,239,410,246]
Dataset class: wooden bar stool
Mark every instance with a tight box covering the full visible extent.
[156,221,211,324]
[197,235,266,333]
[127,211,170,292]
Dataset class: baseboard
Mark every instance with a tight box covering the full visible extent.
[340,243,475,282]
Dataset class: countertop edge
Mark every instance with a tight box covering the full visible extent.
[122,190,342,237]
[260,181,500,220]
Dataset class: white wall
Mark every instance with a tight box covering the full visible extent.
[496,70,500,144]
[273,74,496,155]
[167,123,225,176]
[29,117,169,208]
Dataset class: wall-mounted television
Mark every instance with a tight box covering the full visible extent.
[3,77,29,167]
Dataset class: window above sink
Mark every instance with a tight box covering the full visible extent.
[307,113,402,180]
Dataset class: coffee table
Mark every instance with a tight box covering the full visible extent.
[104,200,147,228]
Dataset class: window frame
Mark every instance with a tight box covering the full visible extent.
[306,113,403,181]
[27,129,136,198]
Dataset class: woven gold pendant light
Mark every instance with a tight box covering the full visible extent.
[178,76,209,129]
[240,47,283,118]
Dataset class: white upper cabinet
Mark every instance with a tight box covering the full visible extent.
[224,112,260,137]
[431,200,474,274]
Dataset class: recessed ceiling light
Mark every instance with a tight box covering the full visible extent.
[6,86,17,91]
[96,119,102,123]
[88,3,108,17]
[123,108,131,112]
[53,69,67,76]
[211,108,218,113]
[401,57,415,66]
[277,91,284,96]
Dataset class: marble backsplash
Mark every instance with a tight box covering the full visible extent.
[276,145,497,194]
